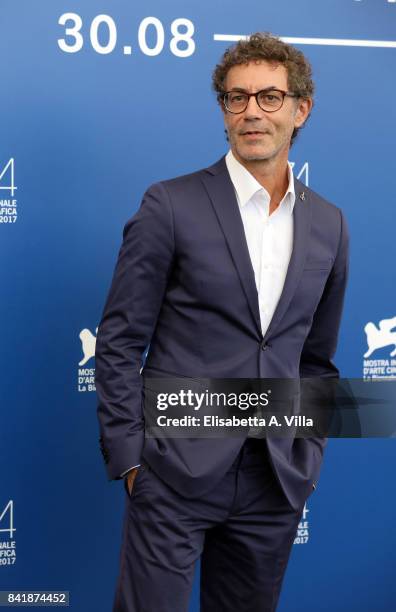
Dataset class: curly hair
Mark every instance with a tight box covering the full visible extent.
[212,32,315,145]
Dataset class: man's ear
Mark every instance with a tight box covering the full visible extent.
[294,97,314,128]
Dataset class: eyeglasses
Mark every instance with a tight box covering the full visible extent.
[221,88,298,114]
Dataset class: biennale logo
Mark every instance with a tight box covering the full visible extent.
[0,500,16,567]
[0,158,18,224]
[294,503,309,545]
[77,327,97,393]
[363,316,396,379]
[79,327,97,366]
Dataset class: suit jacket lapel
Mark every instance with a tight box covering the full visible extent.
[201,158,262,336]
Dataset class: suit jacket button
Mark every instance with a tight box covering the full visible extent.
[261,341,268,351]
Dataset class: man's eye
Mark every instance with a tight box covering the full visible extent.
[261,93,282,103]
[230,95,245,102]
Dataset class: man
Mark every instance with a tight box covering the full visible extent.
[96,32,349,612]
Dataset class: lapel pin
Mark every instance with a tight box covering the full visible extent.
[299,192,306,201]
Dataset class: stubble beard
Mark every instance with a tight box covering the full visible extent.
[229,131,278,164]
[228,128,290,165]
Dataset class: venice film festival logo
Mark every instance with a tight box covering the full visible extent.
[77,327,97,392]
[0,158,18,224]
[0,500,16,567]
[294,503,309,546]
[363,316,396,379]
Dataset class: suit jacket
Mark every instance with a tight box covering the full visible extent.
[95,156,349,511]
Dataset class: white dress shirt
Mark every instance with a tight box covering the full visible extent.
[120,152,295,477]
[225,150,295,337]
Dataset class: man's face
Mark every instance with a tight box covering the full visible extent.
[222,60,312,164]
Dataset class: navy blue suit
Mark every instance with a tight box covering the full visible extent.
[95,156,349,611]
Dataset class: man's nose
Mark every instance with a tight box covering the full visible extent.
[244,94,263,118]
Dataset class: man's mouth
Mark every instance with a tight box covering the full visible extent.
[241,130,268,136]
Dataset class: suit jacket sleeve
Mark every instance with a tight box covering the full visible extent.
[299,208,350,450]
[95,182,175,480]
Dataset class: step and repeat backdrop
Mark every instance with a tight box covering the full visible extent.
[1,1,396,610]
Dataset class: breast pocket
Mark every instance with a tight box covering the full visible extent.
[293,260,333,314]
[303,258,333,271]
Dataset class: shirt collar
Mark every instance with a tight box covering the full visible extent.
[225,149,295,213]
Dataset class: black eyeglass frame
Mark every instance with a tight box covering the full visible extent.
[220,88,299,114]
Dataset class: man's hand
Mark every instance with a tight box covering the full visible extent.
[125,467,139,496]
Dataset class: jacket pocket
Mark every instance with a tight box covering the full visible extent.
[303,258,333,271]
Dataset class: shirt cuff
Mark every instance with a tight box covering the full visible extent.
[119,464,140,478]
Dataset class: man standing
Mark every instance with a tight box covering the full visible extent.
[96,33,349,612]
